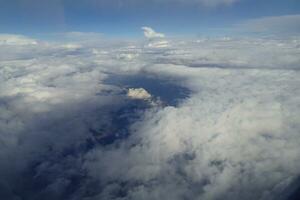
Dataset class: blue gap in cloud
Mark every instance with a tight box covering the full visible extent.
[104,73,191,107]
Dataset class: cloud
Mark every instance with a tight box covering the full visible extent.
[127,88,152,100]
[142,26,170,48]
[142,27,165,39]
[146,40,170,48]
[0,34,38,45]
[236,14,300,35]
[0,33,300,200]
[85,62,300,199]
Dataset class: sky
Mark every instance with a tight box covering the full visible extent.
[0,0,300,37]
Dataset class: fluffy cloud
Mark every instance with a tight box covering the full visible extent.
[142,27,165,39]
[0,32,300,200]
[142,27,170,48]
[127,88,152,100]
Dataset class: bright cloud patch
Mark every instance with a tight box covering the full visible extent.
[142,26,165,39]
[0,32,300,200]
[127,88,152,100]
[142,26,169,48]
[0,34,38,45]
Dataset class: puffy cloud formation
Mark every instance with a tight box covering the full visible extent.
[142,27,165,39]
[127,88,152,100]
[142,27,169,48]
[0,32,300,200]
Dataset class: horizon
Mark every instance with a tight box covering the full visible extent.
[0,0,300,38]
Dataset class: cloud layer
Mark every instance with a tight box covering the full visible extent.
[0,30,300,200]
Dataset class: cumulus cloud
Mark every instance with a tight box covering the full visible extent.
[127,88,152,100]
[142,27,165,39]
[0,32,300,200]
[142,27,170,48]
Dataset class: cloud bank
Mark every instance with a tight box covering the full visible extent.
[0,34,38,45]
[0,29,300,200]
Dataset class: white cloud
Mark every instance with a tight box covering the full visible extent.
[147,40,170,48]
[85,63,300,199]
[127,88,152,100]
[82,37,300,200]
[0,34,38,45]
[142,27,165,39]
[142,26,170,48]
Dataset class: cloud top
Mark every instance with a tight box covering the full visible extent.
[142,27,165,39]
[127,88,152,100]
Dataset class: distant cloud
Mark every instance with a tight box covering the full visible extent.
[146,40,169,48]
[142,27,170,48]
[0,34,38,45]
[127,88,152,100]
[142,27,165,39]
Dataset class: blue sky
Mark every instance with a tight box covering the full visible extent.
[0,0,300,38]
